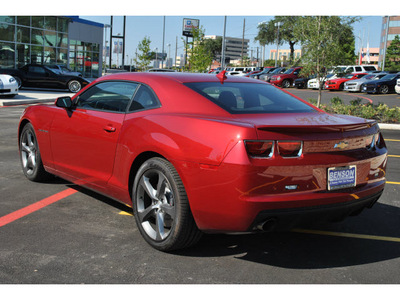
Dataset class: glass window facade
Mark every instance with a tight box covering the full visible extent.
[69,40,101,78]
[0,16,102,78]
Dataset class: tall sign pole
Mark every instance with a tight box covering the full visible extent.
[182,18,200,70]
[221,16,227,70]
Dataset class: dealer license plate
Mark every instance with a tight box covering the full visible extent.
[327,165,356,191]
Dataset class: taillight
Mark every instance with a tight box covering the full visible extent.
[366,132,384,149]
[365,135,374,149]
[245,140,274,158]
[277,141,303,158]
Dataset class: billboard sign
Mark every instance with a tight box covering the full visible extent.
[182,18,200,37]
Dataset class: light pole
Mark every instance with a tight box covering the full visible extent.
[274,22,282,67]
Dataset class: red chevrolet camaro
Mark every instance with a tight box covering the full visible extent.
[18,72,387,251]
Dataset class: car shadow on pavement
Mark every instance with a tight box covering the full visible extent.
[173,202,400,269]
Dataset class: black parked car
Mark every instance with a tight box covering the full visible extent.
[361,72,400,94]
[0,64,90,93]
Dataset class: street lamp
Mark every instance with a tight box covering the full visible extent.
[274,22,282,67]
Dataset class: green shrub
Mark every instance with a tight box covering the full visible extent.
[308,97,400,124]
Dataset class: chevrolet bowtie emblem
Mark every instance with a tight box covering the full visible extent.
[334,141,349,149]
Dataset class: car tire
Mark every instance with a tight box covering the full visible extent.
[132,157,202,251]
[339,83,344,91]
[68,80,82,93]
[282,79,290,88]
[19,123,52,182]
[14,76,22,89]
[379,85,389,94]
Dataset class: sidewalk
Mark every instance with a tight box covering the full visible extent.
[0,89,74,107]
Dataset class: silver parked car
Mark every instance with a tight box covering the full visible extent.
[344,72,387,92]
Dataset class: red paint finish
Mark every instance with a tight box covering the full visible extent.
[18,72,387,233]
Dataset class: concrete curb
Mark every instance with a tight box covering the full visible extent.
[0,98,55,107]
[378,123,400,130]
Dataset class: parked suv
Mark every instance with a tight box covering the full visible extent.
[270,67,302,88]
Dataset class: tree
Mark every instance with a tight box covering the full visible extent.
[293,16,359,107]
[255,16,300,65]
[385,35,400,71]
[186,27,214,72]
[203,36,222,62]
[134,36,154,71]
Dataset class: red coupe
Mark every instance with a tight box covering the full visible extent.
[18,72,387,251]
[325,73,367,91]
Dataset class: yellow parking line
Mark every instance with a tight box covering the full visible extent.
[119,211,133,216]
[385,139,400,142]
[292,228,400,243]
[388,155,400,158]
[387,181,400,185]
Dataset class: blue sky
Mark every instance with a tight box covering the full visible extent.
[81,15,384,63]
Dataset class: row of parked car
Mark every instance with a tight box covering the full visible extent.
[214,65,400,95]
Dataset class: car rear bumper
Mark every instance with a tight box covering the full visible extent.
[249,189,383,232]
[175,140,387,233]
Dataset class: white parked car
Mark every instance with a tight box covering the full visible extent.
[225,67,246,76]
[307,73,336,89]
[395,78,400,94]
[0,74,19,98]
[344,72,387,92]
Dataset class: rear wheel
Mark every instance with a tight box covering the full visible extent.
[19,123,52,182]
[68,80,82,93]
[132,157,202,251]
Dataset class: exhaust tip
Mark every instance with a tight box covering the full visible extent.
[257,218,277,232]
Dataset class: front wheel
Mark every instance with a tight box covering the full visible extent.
[68,80,82,93]
[379,85,389,94]
[282,79,291,88]
[19,123,52,182]
[132,157,202,251]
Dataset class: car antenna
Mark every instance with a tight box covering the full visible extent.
[216,70,227,84]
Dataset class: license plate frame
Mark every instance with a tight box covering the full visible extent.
[327,165,356,191]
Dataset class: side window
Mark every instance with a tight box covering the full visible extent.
[128,85,160,112]
[76,81,138,112]
[28,66,46,75]
[355,67,362,71]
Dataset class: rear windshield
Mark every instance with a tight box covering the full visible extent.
[184,82,316,114]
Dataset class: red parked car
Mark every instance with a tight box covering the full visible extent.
[325,73,367,91]
[19,72,387,251]
[270,66,302,88]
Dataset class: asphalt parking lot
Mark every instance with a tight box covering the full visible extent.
[0,103,400,285]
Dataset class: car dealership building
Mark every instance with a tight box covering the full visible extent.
[0,16,104,78]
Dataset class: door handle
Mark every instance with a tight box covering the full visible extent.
[103,125,116,133]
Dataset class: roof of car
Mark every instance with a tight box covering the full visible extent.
[96,72,263,84]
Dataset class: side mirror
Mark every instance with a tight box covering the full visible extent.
[56,96,73,109]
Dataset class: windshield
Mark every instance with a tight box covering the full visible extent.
[284,68,295,74]
[364,75,375,80]
[344,74,355,79]
[380,74,398,81]
[184,82,316,114]
[271,68,284,74]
